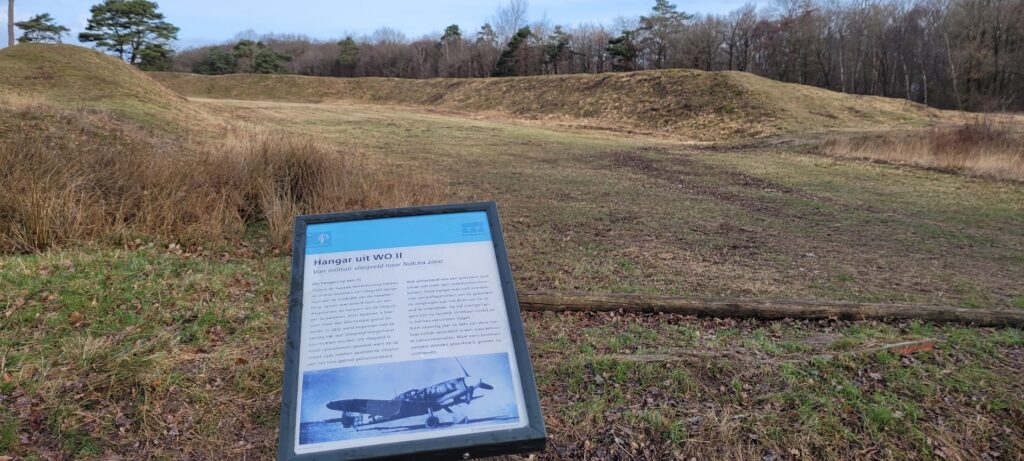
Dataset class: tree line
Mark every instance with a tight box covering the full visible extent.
[10,0,1024,111]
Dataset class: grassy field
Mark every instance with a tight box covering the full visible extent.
[3,247,1021,459]
[198,98,1024,307]
[2,44,1023,460]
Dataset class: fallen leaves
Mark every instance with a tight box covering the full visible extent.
[68,311,84,327]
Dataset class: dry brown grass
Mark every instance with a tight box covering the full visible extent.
[0,44,217,132]
[821,119,1024,181]
[0,108,444,253]
[152,69,943,141]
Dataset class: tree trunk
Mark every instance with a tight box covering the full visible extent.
[517,292,1024,328]
[919,37,929,105]
[902,56,911,100]
[7,0,13,48]
[945,32,963,110]
[922,65,929,106]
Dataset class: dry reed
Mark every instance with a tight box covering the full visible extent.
[820,119,1024,181]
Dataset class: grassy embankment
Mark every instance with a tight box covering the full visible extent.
[151,68,941,141]
[156,66,1024,182]
[1,44,1023,460]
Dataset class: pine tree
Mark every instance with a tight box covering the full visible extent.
[492,26,531,77]
[137,42,173,70]
[15,13,69,43]
[78,0,178,65]
[192,49,237,75]
[233,40,290,74]
[337,36,359,77]
[543,26,571,74]
[441,24,462,44]
[476,23,498,46]
[638,0,691,68]
[607,30,639,71]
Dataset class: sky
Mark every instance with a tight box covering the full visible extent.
[1,0,759,50]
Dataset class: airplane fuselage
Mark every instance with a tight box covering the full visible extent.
[327,377,482,429]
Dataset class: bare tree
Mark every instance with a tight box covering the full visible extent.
[684,15,727,70]
[725,4,758,70]
[569,23,612,73]
[494,0,528,42]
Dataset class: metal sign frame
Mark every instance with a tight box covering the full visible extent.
[278,201,546,461]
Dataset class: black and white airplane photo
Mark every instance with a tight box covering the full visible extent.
[299,352,521,446]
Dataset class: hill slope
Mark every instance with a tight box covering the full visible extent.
[0,44,213,131]
[152,69,938,140]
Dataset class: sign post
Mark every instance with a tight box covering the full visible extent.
[278,202,546,461]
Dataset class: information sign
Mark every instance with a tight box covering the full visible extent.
[278,202,546,460]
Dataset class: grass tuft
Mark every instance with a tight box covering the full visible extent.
[0,108,444,253]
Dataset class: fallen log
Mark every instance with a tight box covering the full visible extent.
[516,292,1024,328]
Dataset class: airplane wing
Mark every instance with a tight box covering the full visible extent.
[326,399,402,418]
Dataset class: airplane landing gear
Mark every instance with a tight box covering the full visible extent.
[425,408,441,428]
[424,408,469,428]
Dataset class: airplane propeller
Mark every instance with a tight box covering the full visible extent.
[456,358,495,391]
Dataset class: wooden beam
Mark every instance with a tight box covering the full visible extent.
[517,292,1024,328]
